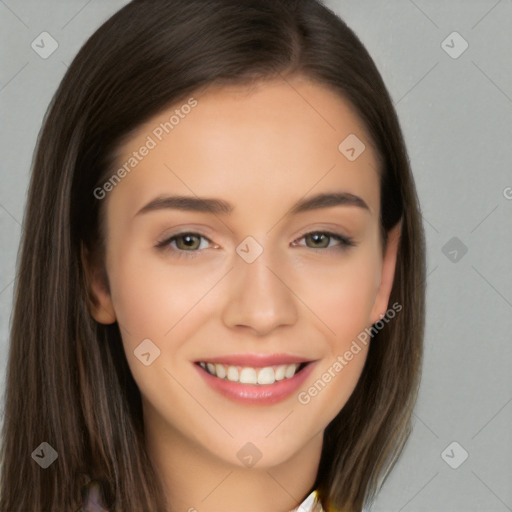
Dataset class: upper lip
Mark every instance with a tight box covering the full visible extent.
[194,353,313,367]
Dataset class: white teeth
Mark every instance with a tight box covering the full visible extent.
[215,363,226,379]
[239,367,257,384]
[227,366,239,382]
[199,361,303,385]
[285,364,297,379]
[274,365,286,381]
[257,367,275,385]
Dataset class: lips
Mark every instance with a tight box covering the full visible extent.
[196,354,311,366]
[193,353,316,405]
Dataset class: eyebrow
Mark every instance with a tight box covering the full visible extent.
[135,191,370,217]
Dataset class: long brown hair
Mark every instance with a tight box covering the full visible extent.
[0,1,425,510]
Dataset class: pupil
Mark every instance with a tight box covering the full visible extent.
[182,235,197,249]
[310,233,327,248]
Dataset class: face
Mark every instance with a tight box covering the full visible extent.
[88,76,400,471]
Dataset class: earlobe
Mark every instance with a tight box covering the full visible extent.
[81,244,117,325]
[370,220,402,324]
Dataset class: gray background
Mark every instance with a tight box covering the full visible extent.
[1,0,511,510]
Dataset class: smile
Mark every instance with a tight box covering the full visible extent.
[194,355,316,405]
[197,361,306,385]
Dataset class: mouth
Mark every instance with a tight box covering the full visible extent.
[193,355,316,405]
[196,361,309,385]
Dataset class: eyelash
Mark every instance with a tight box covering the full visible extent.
[155,230,356,258]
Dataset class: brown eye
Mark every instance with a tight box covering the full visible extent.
[304,232,331,249]
[155,232,213,255]
[173,234,202,251]
[295,231,355,251]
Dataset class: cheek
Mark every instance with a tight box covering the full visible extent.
[294,248,381,346]
[106,249,213,407]
[299,342,369,431]
[291,247,380,418]
[107,247,216,342]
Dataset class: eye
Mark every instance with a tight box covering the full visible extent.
[292,231,355,251]
[155,230,355,258]
[156,232,215,255]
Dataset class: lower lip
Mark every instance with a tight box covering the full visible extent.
[194,362,316,405]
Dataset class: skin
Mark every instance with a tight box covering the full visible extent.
[86,75,400,512]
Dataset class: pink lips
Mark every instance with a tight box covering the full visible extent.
[195,353,311,367]
[194,353,316,405]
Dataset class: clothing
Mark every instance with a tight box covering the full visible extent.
[290,490,325,512]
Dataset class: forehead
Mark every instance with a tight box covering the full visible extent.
[107,76,380,219]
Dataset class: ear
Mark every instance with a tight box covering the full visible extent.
[81,243,117,325]
[370,220,401,324]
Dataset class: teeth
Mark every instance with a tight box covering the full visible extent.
[239,367,257,384]
[257,367,275,385]
[274,365,286,381]
[227,366,239,382]
[285,364,297,379]
[215,363,226,379]
[199,362,302,385]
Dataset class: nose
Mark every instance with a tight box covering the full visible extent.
[221,246,299,337]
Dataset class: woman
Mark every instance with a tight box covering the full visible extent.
[0,0,425,510]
